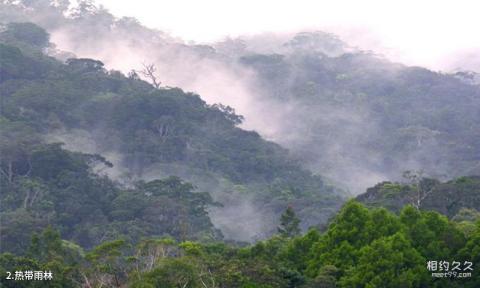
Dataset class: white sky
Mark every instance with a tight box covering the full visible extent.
[96,0,480,70]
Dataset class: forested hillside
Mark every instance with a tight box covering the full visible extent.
[236,37,480,192]
[0,22,343,252]
[1,1,480,287]
[1,201,479,287]
[357,175,480,218]
[2,0,480,193]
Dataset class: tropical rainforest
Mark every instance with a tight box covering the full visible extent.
[1,1,480,287]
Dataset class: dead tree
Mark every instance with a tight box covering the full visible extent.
[402,170,435,210]
[138,63,161,88]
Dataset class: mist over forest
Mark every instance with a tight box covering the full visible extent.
[1,1,480,287]
[2,0,480,194]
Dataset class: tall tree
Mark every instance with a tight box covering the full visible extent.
[402,170,436,210]
[278,206,301,238]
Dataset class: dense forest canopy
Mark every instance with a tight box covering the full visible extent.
[1,0,479,193]
[1,1,480,287]
[1,200,479,287]
[357,175,480,217]
[238,50,480,192]
[0,22,344,248]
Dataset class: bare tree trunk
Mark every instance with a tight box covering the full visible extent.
[139,63,161,89]
[81,272,93,288]
[8,161,13,183]
[23,189,30,209]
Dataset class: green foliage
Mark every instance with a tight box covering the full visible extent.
[0,31,230,249]
[400,206,466,259]
[278,206,301,238]
[0,22,49,53]
[0,138,221,251]
[1,17,479,288]
[1,202,479,287]
[453,208,480,237]
[357,176,480,218]
[240,44,480,192]
[0,227,81,287]
[85,239,129,286]
[0,22,345,253]
[457,222,480,287]
[130,258,200,288]
[340,233,428,287]
[303,201,477,287]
